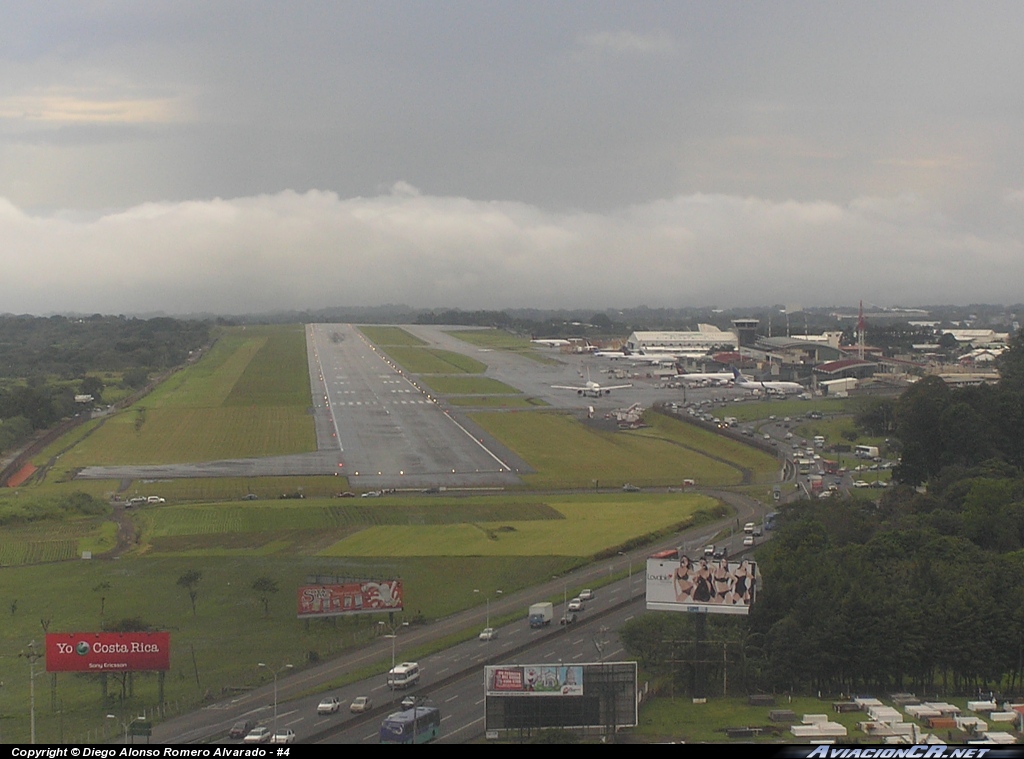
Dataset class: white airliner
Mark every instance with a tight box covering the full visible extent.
[676,370,736,387]
[553,369,632,398]
[730,368,804,395]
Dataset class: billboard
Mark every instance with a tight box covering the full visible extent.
[484,662,637,734]
[45,632,170,672]
[646,556,757,615]
[486,665,583,697]
[297,580,403,618]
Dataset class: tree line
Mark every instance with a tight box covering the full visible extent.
[623,329,1024,697]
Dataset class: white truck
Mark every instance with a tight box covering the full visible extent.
[529,602,553,628]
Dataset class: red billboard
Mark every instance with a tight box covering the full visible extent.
[46,632,170,672]
[297,580,403,618]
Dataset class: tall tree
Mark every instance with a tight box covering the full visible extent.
[177,570,202,616]
[251,576,279,617]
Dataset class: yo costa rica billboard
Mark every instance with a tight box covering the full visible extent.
[297,580,403,618]
[46,632,170,672]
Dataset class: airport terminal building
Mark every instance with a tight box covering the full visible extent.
[625,325,739,354]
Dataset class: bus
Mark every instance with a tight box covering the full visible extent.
[387,661,420,689]
[379,706,441,744]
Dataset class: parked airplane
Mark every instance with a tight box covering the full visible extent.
[676,370,735,387]
[553,369,632,398]
[730,368,804,395]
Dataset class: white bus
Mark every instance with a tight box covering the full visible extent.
[854,445,879,459]
[387,662,420,689]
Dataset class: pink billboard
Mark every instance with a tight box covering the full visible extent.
[297,580,403,618]
[46,632,170,672]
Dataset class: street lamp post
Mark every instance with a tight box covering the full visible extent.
[474,589,503,628]
[378,621,409,683]
[20,641,42,744]
[618,551,633,600]
[106,713,141,744]
[257,662,293,733]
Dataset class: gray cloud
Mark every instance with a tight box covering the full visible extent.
[2,186,1021,315]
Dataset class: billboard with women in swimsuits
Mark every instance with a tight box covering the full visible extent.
[646,555,757,615]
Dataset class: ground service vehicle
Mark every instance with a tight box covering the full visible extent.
[379,706,441,744]
[387,662,420,689]
[529,602,553,627]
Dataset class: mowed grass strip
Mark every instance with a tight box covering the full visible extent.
[43,325,316,468]
[144,331,267,408]
[470,412,744,488]
[130,476,349,502]
[383,346,487,374]
[58,407,315,465]
[224,324,312,407]
[359,325,427,346]
[444,329,559,365]
[637,412,780,484]
[320,494,715,556]
[420,376,521,394]
[138,500,564,540]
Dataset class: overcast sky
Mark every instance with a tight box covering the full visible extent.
[2,2,1023,315]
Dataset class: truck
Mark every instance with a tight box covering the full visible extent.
[529,602,553,628]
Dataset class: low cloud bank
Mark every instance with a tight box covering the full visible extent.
[1,186,1021,315]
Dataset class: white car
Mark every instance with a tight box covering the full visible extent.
[243,727,271,744]
[578,589,594,601]
[349,696,373,713]
[317,696,341,715]
[743,535,755,546]
[567,597,584,612]
[270,729,295,744]
[479,627,497,641]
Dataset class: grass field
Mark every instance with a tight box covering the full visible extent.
[0,517,116,565]
[444,329,559,364]
[381,346,487,374]
[319,493,715,557]
[419,376,521,394]
[39,326,316,473]
[0,552,580,743]
[726,396,866,422]
[358,326,428,346]
[470,411,778,489]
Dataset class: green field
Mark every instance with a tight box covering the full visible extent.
[420,376,521,394]
[0,517,116,565]
[445,329,559,364]
[320,494,715,557]
[470,411,779,488]
[41,326,316,472]
[358,325,428,346]
[0,553,578,743]
[382,346,487,374]
[726,396,864,423]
